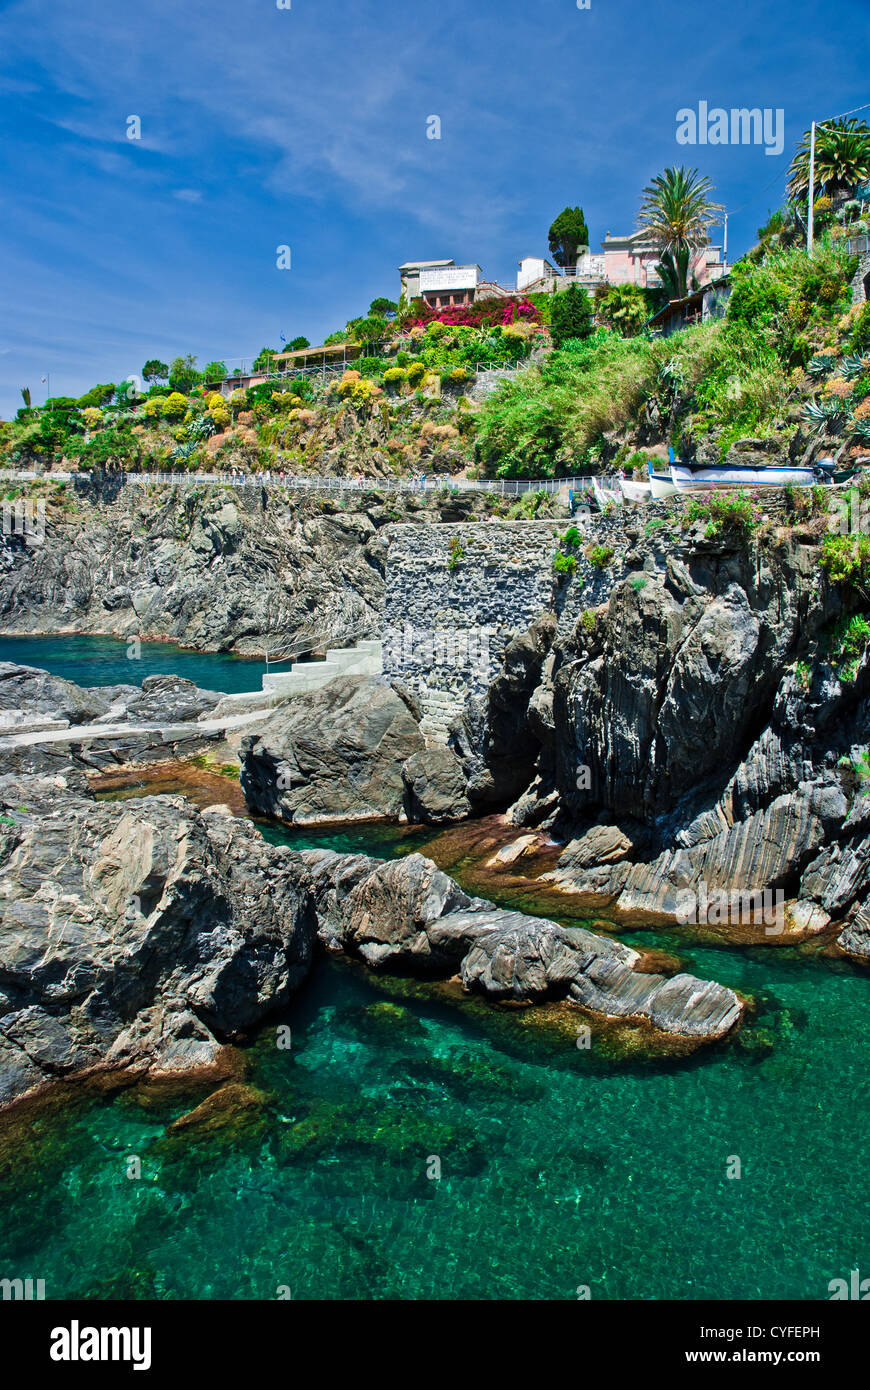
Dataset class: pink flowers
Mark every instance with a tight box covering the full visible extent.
[404,297,540,331]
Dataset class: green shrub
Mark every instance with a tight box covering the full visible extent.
[794,659,812,690]
[850,304,870,354]
[818,532,870,592]
[826,612,870,679]
[682,490,760,539]
[448,536,465,571]
[161,392,189,420]
[553,550,577,576]
[550,284,594,349]
[586,543,614,568]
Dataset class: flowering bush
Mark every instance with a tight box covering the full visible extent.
[405,297,539,331]
[822,376,853,399]
[81,407,103,428]
[207,404,231,431]
[334,370,383,408]
[144,397,166,419]
[161,392,189,420]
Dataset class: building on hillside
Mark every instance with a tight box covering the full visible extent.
[645,275,732,337]
[591,231,728,290]
[517,256,560,293]
[417,263,482,309]
[399,260,455,301]
[517,233,728,296]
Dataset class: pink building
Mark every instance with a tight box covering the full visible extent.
[576,231,728,291]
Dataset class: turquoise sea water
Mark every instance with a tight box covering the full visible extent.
[0,633,268,694]
[0,640,868,1300]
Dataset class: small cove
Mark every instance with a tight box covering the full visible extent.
[0,634,868,1299]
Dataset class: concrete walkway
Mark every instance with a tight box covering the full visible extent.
[0,641,385,748]
[0,708,265,751]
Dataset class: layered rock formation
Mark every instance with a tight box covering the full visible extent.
[301,847,741,1036]
[0,772,742,1108]
[0,773,316,1106]
[0,663,228,773]
[502,523,870,961]
[0,482,502,657]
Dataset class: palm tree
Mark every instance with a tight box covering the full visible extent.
[787,118,870,203]
[637,166,723,299]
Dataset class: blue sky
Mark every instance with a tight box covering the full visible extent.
[0,0,868,417]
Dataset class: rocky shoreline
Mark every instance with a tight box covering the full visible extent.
[0,760,743,1111]
[3,483,870,1112]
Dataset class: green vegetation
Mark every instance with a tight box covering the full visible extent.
[5,153,862,487]
[818,532,870,595]
[552,550,577,577]
[637,165,723,298]
[826,613,870,680]
[586,542,614,568]
[682,490,760,540]
[549,283,594,349]
[548,206,590,271]
[594,283,650,337]
[447,536,465,571]
[787,118,870,201]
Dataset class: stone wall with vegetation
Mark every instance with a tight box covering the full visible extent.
[383,515,659,739]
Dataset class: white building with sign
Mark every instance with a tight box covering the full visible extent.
[417,264,481,309]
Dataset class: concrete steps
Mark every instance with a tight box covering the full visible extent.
[210,640,383,718]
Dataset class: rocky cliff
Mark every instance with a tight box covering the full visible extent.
[504,515,870,960]
[0,480,499,656]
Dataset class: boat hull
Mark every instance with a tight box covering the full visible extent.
[647,463,678,499]
[620,479,651,503]
[670,464,817,492]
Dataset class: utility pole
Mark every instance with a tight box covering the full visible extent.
[807,120,817,254]
[722,212,728,265]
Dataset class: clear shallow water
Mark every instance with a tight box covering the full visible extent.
[1,819,868,1300]
[0,633,268,694]
[0,641,868,1300]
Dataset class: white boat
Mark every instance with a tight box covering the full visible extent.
[647,461,679,499]
[591,477,622,509]
[670,463,817,493]
[619,477,651,503]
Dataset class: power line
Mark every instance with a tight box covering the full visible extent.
[822,99,870,123]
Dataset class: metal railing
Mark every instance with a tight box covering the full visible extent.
[1,468,585,496]
[846,233,870,257]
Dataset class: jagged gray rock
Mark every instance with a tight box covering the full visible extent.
[0,774,316,1106]
[299,847,742,1035]
[240,675,425,823]
[401,746,470,824]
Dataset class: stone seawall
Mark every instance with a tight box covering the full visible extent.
[383,512,661,741]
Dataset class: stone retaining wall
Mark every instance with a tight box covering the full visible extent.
[382,511,667,741]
